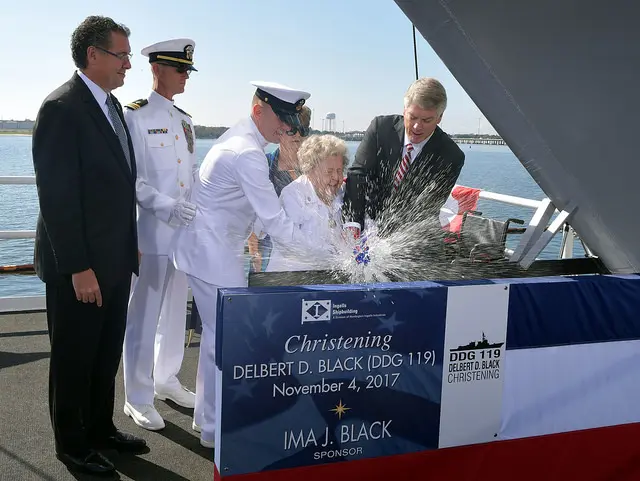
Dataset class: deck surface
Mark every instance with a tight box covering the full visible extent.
[0,310,212,481]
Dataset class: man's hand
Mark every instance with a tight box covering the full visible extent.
[72,268,102,307]
[138,250,142,266]
[342,222,361,244]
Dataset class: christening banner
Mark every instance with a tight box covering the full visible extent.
[215,284,445,475]
[210,275,640,481]
[212,281,510,477]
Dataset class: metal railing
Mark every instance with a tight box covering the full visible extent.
[0,175,593,313]
[0,175,583,256]
[478,190,543,209]
[0,176,37,240]
[0,176,36,185]
[0,175,36,239]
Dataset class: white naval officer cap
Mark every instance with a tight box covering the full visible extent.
[250,81,311,132]
[141,38,197,72]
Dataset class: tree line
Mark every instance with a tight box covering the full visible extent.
[194,126,502,141]
[194,125,229,139]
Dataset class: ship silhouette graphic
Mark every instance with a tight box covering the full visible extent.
[451,332,504,351]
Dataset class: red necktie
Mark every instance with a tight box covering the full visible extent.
[393,143,414,190]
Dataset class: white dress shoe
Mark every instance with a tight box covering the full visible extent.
[200,437,214,449]
[155,385,196,409]
[124,402,165,431]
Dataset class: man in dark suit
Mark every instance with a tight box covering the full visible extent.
[343,78,465,251]
[32,15,146,475]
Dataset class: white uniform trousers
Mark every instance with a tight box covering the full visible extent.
[187,275,219,445]
[124,254,189,406]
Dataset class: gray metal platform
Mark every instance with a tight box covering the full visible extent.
[0,310,212,481]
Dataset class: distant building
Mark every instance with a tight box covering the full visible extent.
[0,119,35,131]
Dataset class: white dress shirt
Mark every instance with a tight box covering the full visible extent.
[402,130,433,163]
[78,70,115,131]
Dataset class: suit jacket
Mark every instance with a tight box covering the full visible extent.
[32,72,139,288]
[343,115,465,235]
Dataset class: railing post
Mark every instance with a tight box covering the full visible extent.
[560,224,575,259]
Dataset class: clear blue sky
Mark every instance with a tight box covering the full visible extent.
[1,0,496,134]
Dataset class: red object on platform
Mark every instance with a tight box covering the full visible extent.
[440,185,482,237]
[215,422,640,481]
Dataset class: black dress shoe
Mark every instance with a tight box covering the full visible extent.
[95,430,148,454]
[56,450,115,475]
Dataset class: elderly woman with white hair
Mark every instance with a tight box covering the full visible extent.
[266,134,348,272]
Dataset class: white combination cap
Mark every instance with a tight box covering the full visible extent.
[250,81,311,131]
[141,38,197,71]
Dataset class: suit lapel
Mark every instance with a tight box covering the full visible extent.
[392,117,405,169]
[394,117,404,147]
[403,127,443,183]
[72,74,134,184]
[382,117,405,186]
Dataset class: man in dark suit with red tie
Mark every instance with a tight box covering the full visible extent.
[343,77,465,245]
[32,15,146,475]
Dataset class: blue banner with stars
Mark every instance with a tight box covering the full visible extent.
[215,283,448,476]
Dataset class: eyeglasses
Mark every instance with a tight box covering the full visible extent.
[286,126,310,137]
[94,46,133,62]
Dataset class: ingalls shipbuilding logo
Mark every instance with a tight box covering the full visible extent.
[301,300,332,324]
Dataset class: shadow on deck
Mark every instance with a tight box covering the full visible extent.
[0,310,212,481]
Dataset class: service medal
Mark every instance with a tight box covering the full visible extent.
[182,120,194,153]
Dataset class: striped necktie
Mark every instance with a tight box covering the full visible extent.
[393,143,414,190]
[106,95,131,170]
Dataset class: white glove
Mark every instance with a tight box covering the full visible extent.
[169,199,196,226]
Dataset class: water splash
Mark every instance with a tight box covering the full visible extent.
[320,154,465,284]
[248,152,506,286]
[327,215,453,285]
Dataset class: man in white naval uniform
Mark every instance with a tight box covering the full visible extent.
[122,39,198,431]
[171,81,329,448]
